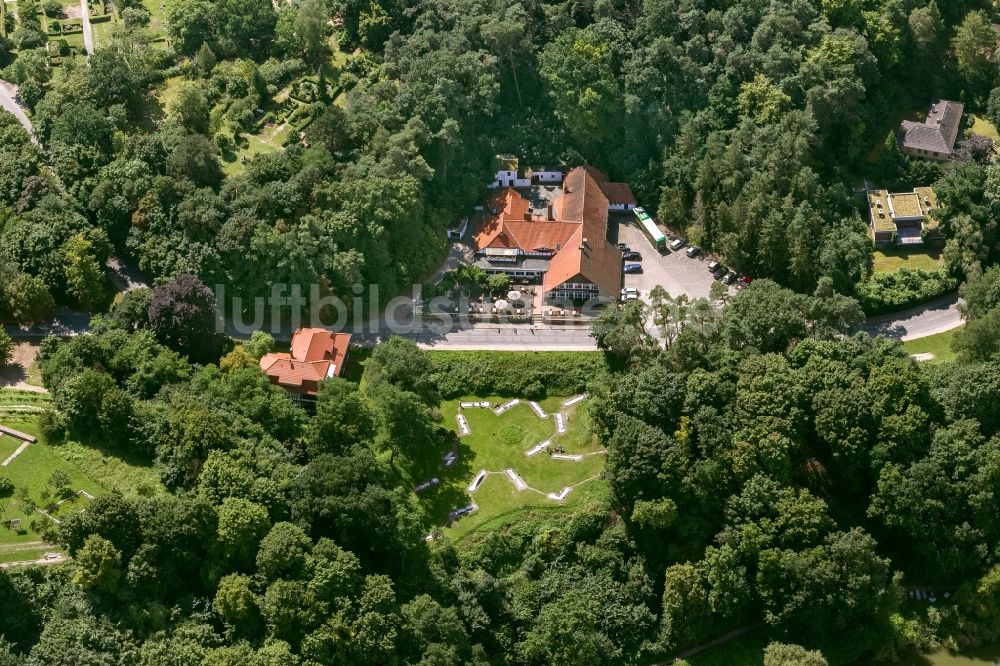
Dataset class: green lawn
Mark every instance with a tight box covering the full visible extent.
[0,389,50,407]
[969,114,1000,142]
[416,396,607,540]
[873,247,943,273]
[0,405,165,560]
[902,326,961,363]
[142,0,178,39]
[222,121,293,176]
[89,13,116,47]
[0,389,50,422]
[156,75,183,110]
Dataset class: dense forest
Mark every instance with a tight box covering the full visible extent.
[3,0,1000,323]
[0,281,1000,663]
[5,0,1000,663]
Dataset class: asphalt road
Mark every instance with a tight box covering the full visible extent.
[0,79,37,144]
[359,324,597,351]
[861,293,963,341]
[6,297,964,351]
[3,261,964,351]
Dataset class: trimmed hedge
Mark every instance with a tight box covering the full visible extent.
[857,267,958,316]
[427,351,609,399]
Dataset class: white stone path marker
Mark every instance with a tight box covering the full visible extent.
[547,487,572,501]
[468,470,488,493]
[552,453,583,461]
[525,440,550,457]
[494,399,520,415]
[504,468,528,491]
[1,442,30,467]
[554,413,566,433]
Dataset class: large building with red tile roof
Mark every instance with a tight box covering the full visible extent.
[259,328,351,398]
[473,166,627,301]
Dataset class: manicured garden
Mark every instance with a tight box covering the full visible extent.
[414,395,606,540]
[0,393,164,564]
[873,246,943,273]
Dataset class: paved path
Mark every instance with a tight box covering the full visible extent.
[0,79,38,144]
[106,257,151,293]
[860,293,963,341]
[654,624,762,664]
[1,441,31,467]
[80,0,94,55]
[0,553,68,569]
[4,307,91,338]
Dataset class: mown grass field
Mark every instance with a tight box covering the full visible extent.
[415,396,606,541]
[902,325,961,363]
[969,114,1000,143]
[141,0,178,39]
[873,246,943,273]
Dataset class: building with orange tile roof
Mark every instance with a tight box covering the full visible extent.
[473,166,626,301]
[259,328,351,399]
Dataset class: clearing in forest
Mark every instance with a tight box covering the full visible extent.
[414,395,607,540]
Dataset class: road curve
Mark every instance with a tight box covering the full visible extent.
[860,293,963,341]
[0,79,38,144]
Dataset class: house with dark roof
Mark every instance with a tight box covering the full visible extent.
[473,166,624,302]
[899,100,965,161]
[259,328,351,401]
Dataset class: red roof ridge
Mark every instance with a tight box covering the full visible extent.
[260,328,351,396]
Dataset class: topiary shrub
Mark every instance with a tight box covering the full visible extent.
[499,425,524,445]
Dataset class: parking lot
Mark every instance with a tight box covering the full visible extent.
[614,220,733,300]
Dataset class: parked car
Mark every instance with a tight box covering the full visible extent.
[623,263,643,274]
[723,270,737,285]
[623,251,643,261]
[685,245,701,258]
[616,242,630,251]
[707,260,722,274]
[621,287,640,301]
[669,238,687,251]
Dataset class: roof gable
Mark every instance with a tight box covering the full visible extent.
[260,329,351,395]
[899,99,965,154]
